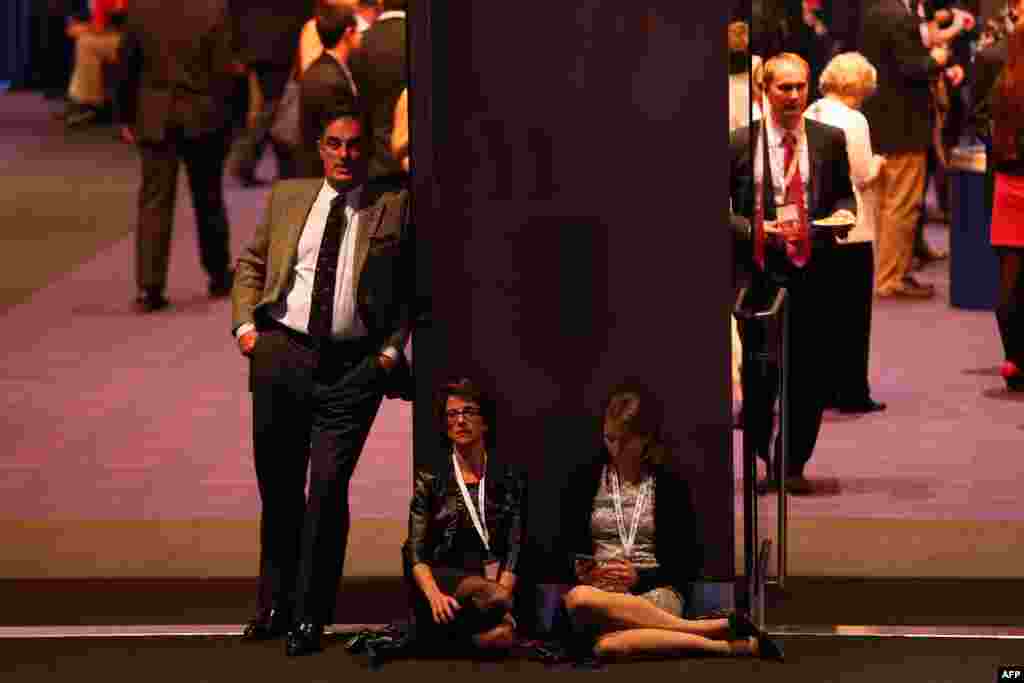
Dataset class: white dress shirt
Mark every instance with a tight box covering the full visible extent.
[267,181,366,340]
[804,97,880,243]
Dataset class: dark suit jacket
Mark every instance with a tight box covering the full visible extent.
[298,53,359,176]
[232,179,413,397]
[859,0,940,154]
[559,453,703,599]
[349,13,407,181]
[115,0,236,142]
[402,452,527,576]
[729,118,856,265]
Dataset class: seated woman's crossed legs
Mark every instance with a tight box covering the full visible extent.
[452,575,518,649]
[563,585,757,659]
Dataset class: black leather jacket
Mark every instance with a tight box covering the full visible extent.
[402,451,527,575]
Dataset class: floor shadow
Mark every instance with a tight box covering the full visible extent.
[70,294,219,316]
[982,387,1024,402]
[832,476,938,501]
[736,476,938,501]
[962,366,1002,377]
[821,410,869,423]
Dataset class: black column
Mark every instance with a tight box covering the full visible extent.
[410,1,734,582]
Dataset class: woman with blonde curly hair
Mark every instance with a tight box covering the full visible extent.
[804,52,887,414]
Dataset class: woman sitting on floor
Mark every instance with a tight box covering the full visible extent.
[560,381,782,661]
[402,378,527,651]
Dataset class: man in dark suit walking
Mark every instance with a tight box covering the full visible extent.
[349,0,407,190]
[730,53,856,495]
[297,1,362,178]
[231,106,413,656]
[115,0,237,312]
[227,0,310,185]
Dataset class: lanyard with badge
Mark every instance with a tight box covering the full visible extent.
[607,465,652,560]
[754,123,804,231]
[452,450,500,581]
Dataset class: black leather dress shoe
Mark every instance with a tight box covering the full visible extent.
[784,476,815,496]
[134,289,169,313]
[755,478,779,496]
[837,399,887,414]
[285,622,323,656]
[241,609,292,641]
[208,269,234,298]
[235,173,269,188]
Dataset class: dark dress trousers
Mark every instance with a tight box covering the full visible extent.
[729,118,856,478]
[297,53,359,177]
[559,453,704,602]
[349,12,407,187]
[115,0,236,293]
[232,179,413,626]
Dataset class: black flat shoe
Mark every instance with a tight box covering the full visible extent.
[285,622,323,656]
[134,290,168,313]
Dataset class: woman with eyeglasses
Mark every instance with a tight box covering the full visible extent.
[559,381,783,661]
[401,378,527,650]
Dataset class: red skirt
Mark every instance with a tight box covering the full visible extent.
[991,172,1024,247]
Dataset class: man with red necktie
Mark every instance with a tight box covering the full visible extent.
[729,52,857,495]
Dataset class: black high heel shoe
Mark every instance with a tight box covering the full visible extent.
[728,612,785,661]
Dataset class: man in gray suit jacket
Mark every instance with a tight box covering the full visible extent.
[115,0,237,312]
[231,106,413,656]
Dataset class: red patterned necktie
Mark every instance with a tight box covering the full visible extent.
[782,132,810,267]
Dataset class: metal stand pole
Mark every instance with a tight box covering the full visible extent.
[776,291,790,589]
[733,287,786,615]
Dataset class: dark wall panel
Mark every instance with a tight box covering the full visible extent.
[411,2,733,581]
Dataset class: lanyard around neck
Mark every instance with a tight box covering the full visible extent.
[452,450,488,552]
[608,465,651,560]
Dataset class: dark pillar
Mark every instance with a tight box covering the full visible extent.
[410,1,734,585]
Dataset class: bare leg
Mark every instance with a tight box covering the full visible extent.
[594,629,757,659]
[452,575,516,645]
[471,614,519,650]
[564,585,729,637]
[454,575,513,611]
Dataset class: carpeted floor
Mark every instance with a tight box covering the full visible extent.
[1,633,1022,683]
[3,90,1023,587]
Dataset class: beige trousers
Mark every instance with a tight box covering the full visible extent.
[874,151,927,294]
[67,31,122,106]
